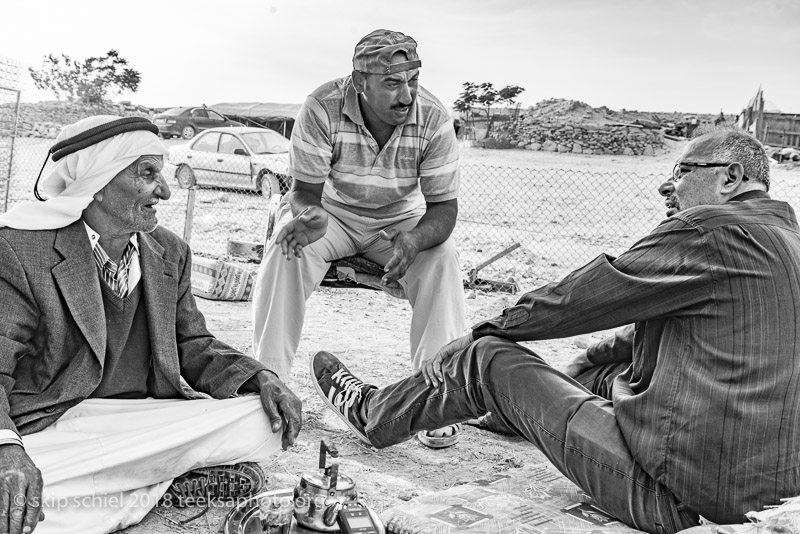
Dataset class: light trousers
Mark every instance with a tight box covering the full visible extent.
[252,200,466,381]
[22,396,282,534]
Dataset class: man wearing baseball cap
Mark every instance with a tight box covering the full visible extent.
[0,115,301,534]
[252,29,465,448]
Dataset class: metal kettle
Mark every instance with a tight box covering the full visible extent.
[294,440,358,531]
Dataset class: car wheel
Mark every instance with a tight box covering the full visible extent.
[181,126,196,140]
[176,164,197,188]
[257,171,281,197]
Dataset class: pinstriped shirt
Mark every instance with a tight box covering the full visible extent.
[289,76,459,219]
[83,222,141,296]
[472,192,800,523]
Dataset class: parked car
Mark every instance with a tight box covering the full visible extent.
[168,126,292,196]
[152,106,242,140]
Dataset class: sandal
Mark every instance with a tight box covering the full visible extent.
[417,423,462,448]
[465,412,516,436]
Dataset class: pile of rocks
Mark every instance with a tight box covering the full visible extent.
[487,98,669,156]
[0,101,155,139]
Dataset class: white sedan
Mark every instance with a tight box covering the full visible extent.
[168,126,292,196]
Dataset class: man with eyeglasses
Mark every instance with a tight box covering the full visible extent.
[309,126,800,533]
[252,29,465,448]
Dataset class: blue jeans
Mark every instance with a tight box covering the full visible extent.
[364,336,700,534]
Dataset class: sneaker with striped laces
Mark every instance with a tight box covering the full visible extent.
[310,351,374,445]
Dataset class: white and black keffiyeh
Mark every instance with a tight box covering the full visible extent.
[0,115,168,230]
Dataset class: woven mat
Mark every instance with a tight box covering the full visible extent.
[380,460,794,534]
[381,459,645,534]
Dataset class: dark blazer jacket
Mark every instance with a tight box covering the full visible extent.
[0,220,266,435]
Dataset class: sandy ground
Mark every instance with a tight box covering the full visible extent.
[114,142,799,533]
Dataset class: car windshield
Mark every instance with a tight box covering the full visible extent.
[241,131,290,154]
[160,107,186,116]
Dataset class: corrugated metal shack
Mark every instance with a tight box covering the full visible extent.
[739,88,800,150]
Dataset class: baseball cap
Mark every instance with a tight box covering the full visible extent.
[352,29,422,75]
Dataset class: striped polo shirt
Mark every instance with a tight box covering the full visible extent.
[289,76,459,219]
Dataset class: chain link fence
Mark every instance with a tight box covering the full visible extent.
[153,158,675,289]
[0,59,22,213]
[3,132,800,292]
[0,89,18,213]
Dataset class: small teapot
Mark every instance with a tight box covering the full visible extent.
[294,440,358,531]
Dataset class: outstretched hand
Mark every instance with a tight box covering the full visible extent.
[379,229,420,289]
[274,207,328,260]
[415,332,475,388]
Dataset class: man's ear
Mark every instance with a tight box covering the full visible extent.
[721,162,745,193]
[352,70,366,93]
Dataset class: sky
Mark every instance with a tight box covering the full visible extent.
[2,0,799,115]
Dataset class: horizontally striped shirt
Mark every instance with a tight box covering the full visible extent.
[472,192,800,524]
[290,76,459,219]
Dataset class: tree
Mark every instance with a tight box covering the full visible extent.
[453,82,478,126]
[28,54,81,103]
[453,82,524,138]
[28,50,141,105]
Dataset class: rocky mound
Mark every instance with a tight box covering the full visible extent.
[520,98,717,128]
[523,98,611,125]
[488,98,718,156]
[0,101,157,138]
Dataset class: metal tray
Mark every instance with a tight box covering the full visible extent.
[223,488,318,534]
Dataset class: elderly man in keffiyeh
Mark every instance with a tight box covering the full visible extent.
[0,116,301,534]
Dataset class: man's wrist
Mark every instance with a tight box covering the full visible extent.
[239,369,280,394]
[288,193,324,216]
[409,231,424,252]
[468,328,482,342]
[256,369,280,383]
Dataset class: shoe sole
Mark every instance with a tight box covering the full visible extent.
[309,352,372,445]
[166,463,266,507]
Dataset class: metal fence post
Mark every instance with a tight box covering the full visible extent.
[2,90,20,213]
[183,187,196,243]
[0,86,20,214]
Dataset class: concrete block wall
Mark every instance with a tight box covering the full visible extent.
[500,121,665,156]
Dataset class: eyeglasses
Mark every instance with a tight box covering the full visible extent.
[671,162,750,182]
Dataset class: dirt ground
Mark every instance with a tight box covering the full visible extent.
[124,143,800,533]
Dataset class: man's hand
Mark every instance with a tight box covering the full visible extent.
[0,444,44,534]
[242,371,302,449]
[379,229,421,288]
[562,351,595,378]
[274,207,328,260]
[415,332,475,388]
